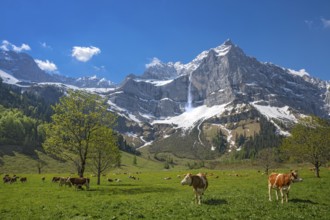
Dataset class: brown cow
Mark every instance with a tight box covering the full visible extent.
[20,177,27,183]
[181,173,208,205]
[66,177,90,190]
[52,177,60,183]
[3,175,11,183]
[268,170,303,203]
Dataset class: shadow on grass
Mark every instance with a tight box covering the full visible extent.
[204,198,228,206]
[290,199,318,204]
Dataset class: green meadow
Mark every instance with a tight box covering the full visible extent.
[1,165,330,220]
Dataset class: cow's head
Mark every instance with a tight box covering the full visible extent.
[290,170,303,183]
[181,173,192,186]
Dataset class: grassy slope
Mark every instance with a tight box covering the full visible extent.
[1,147,330,219]
[0,168,329,219]
[0,149,166,174]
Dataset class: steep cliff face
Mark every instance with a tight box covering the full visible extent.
[107,40,329,121]
[0,50,54,82]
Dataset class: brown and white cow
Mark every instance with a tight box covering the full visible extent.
[181,173,208,205]
[66,177,90,190]
[268,170,303,203]
[59,177,72,187]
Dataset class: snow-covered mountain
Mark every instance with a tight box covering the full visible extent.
[105,40,330,157]
[1,40,329,158]
[0,49,115,88]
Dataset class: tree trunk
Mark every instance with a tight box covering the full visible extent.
[97,153,101,185]
[314,162,320,178]
[77,162,85,178]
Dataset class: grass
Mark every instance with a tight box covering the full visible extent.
[0,168,329,219]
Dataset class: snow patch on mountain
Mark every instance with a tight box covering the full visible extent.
[152,103,230,130]
[288,69,310,78]
[0,69,20,84]
[133,78,174,86]
[251,102,297,122]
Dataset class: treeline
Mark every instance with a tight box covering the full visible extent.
[0,79,138,155]
[211,116,283,160]
[0,106,43,147]
[234,117,282,159]
[0,78,55,121]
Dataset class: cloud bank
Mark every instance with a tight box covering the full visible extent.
[35,59,58,72]
[321,18,330,28]
[71,46,101,62]
[0,40,31,52]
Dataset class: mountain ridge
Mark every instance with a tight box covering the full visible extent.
[1,40,330,159]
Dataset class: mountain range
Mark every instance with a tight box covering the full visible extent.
[1,40,329,159]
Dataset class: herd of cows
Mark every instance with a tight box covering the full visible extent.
[2,170,303,205]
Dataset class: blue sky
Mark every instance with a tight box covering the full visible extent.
[1,0,329,83]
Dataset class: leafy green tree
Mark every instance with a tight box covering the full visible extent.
[43,90,117,177]
[281,116,330,178]
[0,108,39,146]
[90,127,120,185]
[36,158,47,174]
[133,155,137,165]
[257,147,277,175]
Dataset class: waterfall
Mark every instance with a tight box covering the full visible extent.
[185,73,193,112]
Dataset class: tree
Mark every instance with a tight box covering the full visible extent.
[133,155,137,165]
[43,90,117,177]
[90,127,120,185]
[212,129,227,154]
[36,159,47,174]
[281,116,330,178]
[257,147,277,175]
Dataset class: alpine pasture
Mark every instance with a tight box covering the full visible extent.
[1,155,329,220]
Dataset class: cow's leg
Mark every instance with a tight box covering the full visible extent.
[194,193,198,204]
[280,188,284,204]
[275,189,279,201]
[268,183,272,201]
[198,194,202,205]
[285,190,289,203]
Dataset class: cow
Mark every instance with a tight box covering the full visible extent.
[181,173,208,205]
[66,177,90,190]
[268,170,303,203]
[41,177,46,182]
[59,177,72,187]
[20,177,27,183]
[10,176,18,184]
[52,177,60,183]
[3,175,11,183]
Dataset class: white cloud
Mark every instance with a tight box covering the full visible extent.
[0,40,31,52]
[40,42,52,49]
[71,46,101,62]
[146,57,162,68]
[35,59,58,72]
[321,18,330,28]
